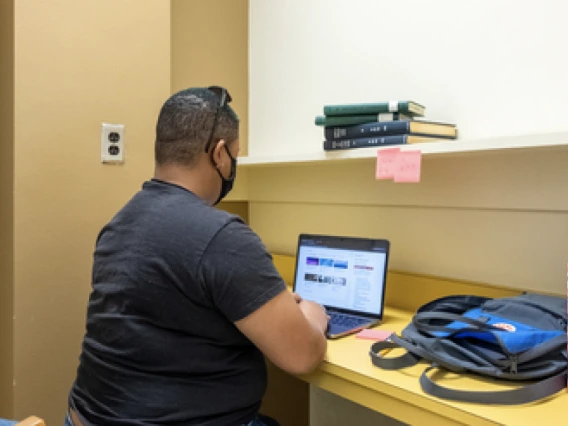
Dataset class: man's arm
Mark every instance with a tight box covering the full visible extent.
[235,290,328,375]
[200,220,329,375]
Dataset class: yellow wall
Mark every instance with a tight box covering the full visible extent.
[12,1,170,422]
[247,148,568,296]
[171,0,250,215]
[171,0,249,156]
[0,0,15,418]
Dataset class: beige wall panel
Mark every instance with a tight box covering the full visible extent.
[13,1,171,422]
[250,202,567,295]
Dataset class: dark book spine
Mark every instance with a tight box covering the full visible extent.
[324,121,410,141]
[323,135,408,151]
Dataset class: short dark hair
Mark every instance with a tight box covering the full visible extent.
[154,87,239,166]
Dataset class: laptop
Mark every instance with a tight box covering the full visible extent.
[292,234,390,339]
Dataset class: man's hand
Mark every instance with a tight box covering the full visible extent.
[298,299,329,335]
[235,291,328,375]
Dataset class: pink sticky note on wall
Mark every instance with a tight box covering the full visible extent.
[394,150,422,183]
[376,148,400,180]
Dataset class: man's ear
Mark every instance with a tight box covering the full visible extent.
[211,139,226,168]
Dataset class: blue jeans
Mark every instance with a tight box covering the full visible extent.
[65,412,279,426]
[245,414,280,426]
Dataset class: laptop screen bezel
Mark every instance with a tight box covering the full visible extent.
[292,233,390,320]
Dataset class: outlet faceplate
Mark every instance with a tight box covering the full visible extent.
[101,123,125,164]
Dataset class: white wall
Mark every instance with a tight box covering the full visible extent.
[249,0,568,157]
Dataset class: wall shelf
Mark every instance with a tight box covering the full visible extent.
[238,132,568,168]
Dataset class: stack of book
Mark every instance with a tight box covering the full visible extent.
[315,101,458,151]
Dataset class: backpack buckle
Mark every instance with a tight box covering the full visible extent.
[510,355,518,374]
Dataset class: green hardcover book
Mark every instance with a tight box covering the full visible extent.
[315,113,412,127]
[323,101,425,117]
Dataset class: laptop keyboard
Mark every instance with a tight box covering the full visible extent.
[330,313,371,328]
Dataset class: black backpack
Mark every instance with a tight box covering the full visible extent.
[370,293,567,405]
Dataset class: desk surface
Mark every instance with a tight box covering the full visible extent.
[300,307,566,426]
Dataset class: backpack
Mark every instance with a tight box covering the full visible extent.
[369,293,567,405]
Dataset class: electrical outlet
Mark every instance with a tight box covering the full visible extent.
[101,123,125,164]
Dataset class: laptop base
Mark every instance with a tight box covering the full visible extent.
[326,319,380,339]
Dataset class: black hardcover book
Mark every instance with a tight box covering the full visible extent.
[324,120,457,141]
[323,134,447,151]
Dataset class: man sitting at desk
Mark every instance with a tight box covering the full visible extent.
[66,87,329,426]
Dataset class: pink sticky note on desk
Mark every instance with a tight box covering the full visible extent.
[394,150,422,183]
[355,329,394,341]
[376,148,400,180]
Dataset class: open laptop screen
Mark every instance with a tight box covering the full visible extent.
[293,234,390,317]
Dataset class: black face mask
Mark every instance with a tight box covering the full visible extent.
[214,144,237,205]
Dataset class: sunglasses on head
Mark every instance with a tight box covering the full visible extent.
[204,85,233,153]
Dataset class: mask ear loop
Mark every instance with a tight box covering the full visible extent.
[204,86,229,153]
[224,144,237,180]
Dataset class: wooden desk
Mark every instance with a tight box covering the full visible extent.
[297,306,566,426]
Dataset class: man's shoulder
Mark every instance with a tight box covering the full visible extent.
[206,216,268,260]
[110,179,245,244]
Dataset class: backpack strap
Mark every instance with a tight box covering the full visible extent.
[419,365,567,405]
[370,334,464,372]
[416,295,491,315]
[369,340,421,370]
[412,311,501,335]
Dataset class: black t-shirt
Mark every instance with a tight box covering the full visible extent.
[69,179,286,425]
